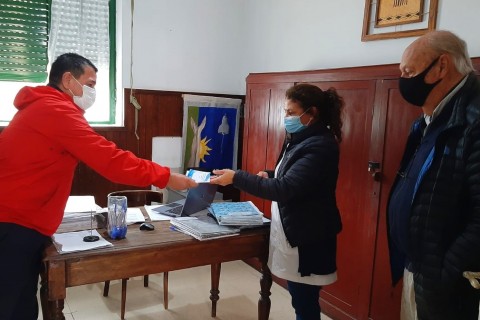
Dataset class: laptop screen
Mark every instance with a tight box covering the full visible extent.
[152,184,218,217]
[181,183,218,216]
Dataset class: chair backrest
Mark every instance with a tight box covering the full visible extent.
[107,190,163,207]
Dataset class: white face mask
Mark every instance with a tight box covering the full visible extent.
[70,76,96,111]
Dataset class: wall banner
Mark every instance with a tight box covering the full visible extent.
[182,94,241,173]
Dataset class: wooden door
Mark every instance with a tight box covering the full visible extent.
[308,80,377,320]
[367,79,422,320]
[241,82,292,217]
[241,83,275,213]
[263,83,292,218]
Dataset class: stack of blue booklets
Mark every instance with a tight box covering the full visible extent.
[170,217,239,241]
[209,201,264,226]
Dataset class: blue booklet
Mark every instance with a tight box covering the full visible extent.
[186,169,211,183]
[209,201,264,226]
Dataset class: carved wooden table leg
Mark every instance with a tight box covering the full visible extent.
[210,263,221,317]
[41,260,66,320]
[258,260,272,320]
[50,300,66,320]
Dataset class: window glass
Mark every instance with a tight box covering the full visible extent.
[0,0,117,125]
[0,0,50,82]
[49,0,115,124]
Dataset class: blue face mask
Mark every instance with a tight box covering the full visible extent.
[284,108,310,133]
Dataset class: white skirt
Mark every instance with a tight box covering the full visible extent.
[267,201,337,286]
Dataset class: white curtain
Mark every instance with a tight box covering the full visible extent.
[48,0,111,122]
[49,0,110,66]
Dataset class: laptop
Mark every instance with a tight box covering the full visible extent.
[153,183,218,217]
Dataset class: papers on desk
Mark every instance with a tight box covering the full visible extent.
[63,196,102,222]
[170,217,239,241]
[126,207,146,224]
[209,201,265,226]
[144,204,172,221]
[64,195,100,213]
[52,230,113,254]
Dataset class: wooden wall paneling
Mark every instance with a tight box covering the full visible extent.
[245,64,402,85]
[125,89,185,161]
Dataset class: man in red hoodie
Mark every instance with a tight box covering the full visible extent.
[0,53,198,320]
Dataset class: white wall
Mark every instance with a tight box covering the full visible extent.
[122,0,480,95]
[122,0,248,94]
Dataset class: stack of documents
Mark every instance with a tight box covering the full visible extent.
[63,195,101,221]
[209,201,264,226]
[52,230,113,254]
[170,217,240,241]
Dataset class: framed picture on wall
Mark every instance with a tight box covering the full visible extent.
[362,0,438,41]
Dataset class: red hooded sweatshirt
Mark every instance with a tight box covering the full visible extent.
[0,86,170,236]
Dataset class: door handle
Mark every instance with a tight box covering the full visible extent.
[368,161,381,181]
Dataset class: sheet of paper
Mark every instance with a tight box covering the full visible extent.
[126,207,145,224]
[64,195,99,213]
[52,230,113,254]
[144,204,173,221]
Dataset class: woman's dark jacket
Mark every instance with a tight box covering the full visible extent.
[387,73,480,319]
[233,122,342,276]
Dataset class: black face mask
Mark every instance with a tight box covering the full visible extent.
[399,56,442,107]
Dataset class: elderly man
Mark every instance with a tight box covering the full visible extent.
[388,30,480,320]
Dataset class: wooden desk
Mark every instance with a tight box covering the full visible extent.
[40,218,271,320]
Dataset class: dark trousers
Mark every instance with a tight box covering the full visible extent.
[287,280,322,320]
[0,223,49,320]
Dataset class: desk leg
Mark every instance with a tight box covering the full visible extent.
[258,260,272,320]
[49,300,66,320]
[39,261,66,320]
[210,263,221,317]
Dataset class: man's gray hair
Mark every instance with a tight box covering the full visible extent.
[425,30,475,75]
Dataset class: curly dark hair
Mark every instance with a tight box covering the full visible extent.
[285,83,344,142]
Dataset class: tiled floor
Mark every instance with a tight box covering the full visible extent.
[38,260,333,320]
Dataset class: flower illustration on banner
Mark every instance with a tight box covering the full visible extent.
[187,116,212,168]
[217,114,230,154]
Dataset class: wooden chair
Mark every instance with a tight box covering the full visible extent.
[103,190,168,320]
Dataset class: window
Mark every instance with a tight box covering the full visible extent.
[0,0,50,123]
[0,0,118,125]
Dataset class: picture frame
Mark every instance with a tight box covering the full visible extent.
[362,0,438,41]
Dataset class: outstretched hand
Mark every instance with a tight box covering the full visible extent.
[210,169,235,186]
[167,172,198,190]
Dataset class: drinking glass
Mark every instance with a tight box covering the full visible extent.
[107,195,128,239]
